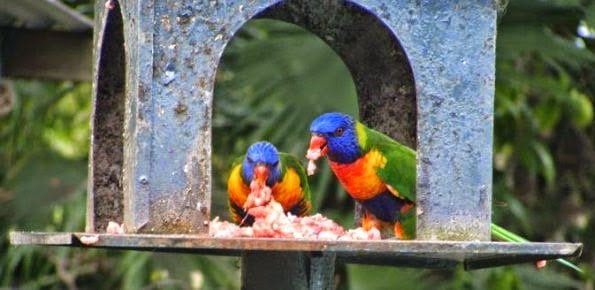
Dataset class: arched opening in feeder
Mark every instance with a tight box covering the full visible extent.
[211,18,359,222]
[86,2,126,233]
[258,1,418,146]
[210,1,417,237]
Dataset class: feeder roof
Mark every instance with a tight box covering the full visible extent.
[0,0,92,80]
[0,0,92,31]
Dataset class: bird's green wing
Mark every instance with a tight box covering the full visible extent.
[229,154,247,182]
[358,122,416,203]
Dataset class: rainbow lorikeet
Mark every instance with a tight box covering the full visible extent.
[307,112,415,239]
[227,141,312,225]
[306,112,582,272]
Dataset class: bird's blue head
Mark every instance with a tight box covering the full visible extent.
[309,112,361,163]
[242,141,282,187]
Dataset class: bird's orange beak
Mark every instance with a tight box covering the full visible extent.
[253,164,269,187]
[308,135,328,158]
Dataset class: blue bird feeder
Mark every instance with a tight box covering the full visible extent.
[11,1,581,289]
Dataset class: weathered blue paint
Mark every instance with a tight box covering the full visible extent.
[90,0,496,241]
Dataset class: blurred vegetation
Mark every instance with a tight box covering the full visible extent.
[2,0,595,289]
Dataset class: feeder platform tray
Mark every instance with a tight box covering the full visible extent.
[10,231,582,270]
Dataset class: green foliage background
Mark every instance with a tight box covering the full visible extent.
[2,0,595,289]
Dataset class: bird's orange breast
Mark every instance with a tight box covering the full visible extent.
[228,165,307,213]
[329,149,387,200]
[272,168,305,213]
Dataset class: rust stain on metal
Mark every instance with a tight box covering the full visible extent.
[160,14,172,32]
[174,101,188,115]
[197,77,207,88]
[137,197,201,233]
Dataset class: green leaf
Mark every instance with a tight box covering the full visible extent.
[534,100,562,134]
[532,141,556,187]
[487,267,523,290]
[567,89,593,127]
[118,252,151,290]
[347,265,434,290]
[584,2,595,28]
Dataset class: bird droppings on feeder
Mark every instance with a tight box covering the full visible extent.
[209,182,381,240]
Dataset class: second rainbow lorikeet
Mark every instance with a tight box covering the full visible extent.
[306,112,582,272]
[306,112,416,239]
[227,141,312,225]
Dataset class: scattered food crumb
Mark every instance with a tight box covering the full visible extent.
[80,235,99,245]
[305,149,322,176]
[535,260,547,269]
[105,0,117,10]
[106,221,125,234]
[307,160,317,176]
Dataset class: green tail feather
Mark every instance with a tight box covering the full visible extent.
[491,223,583,274]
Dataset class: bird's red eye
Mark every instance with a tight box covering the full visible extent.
[334,127,344,137]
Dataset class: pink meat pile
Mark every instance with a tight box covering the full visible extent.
[209,181,381,240]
